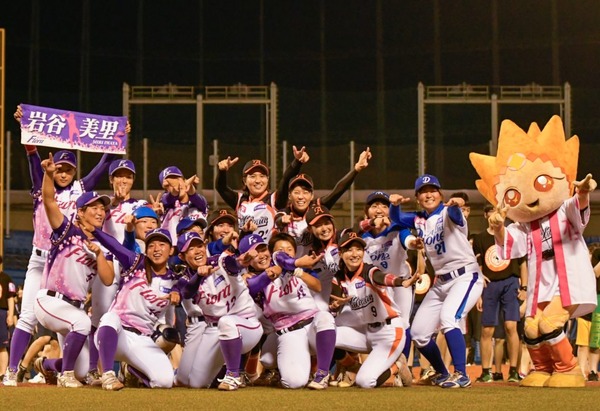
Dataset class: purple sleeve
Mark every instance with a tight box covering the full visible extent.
[123,230,136,251]
[161,192,178,210]
[189,193,208,214]
[92,227,138,270]
[273,251,297,271]
[28,152,44,192]
[181,274,202,299]
[80,153,118,191]
[222,254,243,276]
[246,272,271,297]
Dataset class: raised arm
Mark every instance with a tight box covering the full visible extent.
[321,147,371,209]
[215,156,241,210]
[80,153,118,191]
[274,146,308,210]
[41,153,64,230]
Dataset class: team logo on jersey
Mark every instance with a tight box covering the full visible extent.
[214,275,225,287]
[484,245,510,272]
[350,294,374,310]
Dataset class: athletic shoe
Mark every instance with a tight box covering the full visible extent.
[17,363,29,383]
[440,372,472,389]
[588,371,599,382]
[507,370,522,383]
[430,373,452,386]
[85,369,103,386]
[418,366,437,385]
[253,369,281,387]
[2,368,18,387]
[57,370,83,388]
[307,370,329,390]
[118,362,140,388]
[34,357,57,385]
[217,373,243,391]
[476,372,492,383]
[29,373,46,384]
[238,372,251,388]
[102,371,124,391]
[395,354,413,387]
[492,372,504,381]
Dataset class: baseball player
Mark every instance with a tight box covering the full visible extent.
[3,106,121,387]
[360,191,414,361]
[122,206,160,253]
[390,174,484,388]
[215,146,309,242]
[91,227,182,390]
[33,153,115,388]
[244,233,334,389]
[205,208,239,256]
[179,235,263,390]
[276,147,371,257]
[331,230,417,388]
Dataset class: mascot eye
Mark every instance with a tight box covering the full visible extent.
[534,175,554,192]
[503,189,521,207]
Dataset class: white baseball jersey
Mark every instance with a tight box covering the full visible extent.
[333,262,401,327]
[283,216,312,257]
[498,195,597,319]
[41,216,100,301]
[109,254,179,336]
[310,243,340,311]
[362,227,411,279]
[237,193,277,242]
[191,254,257,322]
[161,194,209,243]
[103,198,148,243]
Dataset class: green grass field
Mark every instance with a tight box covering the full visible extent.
[4,385,600,411]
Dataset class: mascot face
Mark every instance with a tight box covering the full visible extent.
[470,115,579,223]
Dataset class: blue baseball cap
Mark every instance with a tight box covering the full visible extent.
[159,166,184,185]
[132,206,158,221]
[144,228,172,245]
[414,174,442,193]
[176,217,208,235]
[177,231,205,253]
[109,159,136,176]
[75,191,111,209]
[366,191,390,205]
[53,150,77,168]
[239,234,267,254]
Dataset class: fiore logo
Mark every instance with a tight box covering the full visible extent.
[117,160,129,168]
[184,232,196,242]
[60,152,70,160]
[162,169,171,179]
[247,235,260,246]
[422,176,431,184]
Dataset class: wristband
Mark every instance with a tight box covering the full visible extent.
[24,144,37,154]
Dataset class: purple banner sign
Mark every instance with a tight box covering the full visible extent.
[20,104,128,154]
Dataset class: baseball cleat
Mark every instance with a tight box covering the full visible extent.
[57,370,84,388]
[395,354,413,387]
[307,370,329,390]
[217,374,243,391]
[2,368,18,387]
[102,371,125,391]
[34,357,57,385]
[85,369,103,386]
[17,363,30,383]
[440,372,472,388]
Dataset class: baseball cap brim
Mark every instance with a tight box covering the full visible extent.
[307,213,333,226]
[178,236,205,253]
[339,236,366,249]
[145,230,172,245]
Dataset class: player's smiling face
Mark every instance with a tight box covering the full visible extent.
[110,169,134,195]
[416,186,442,213]
[212,222,234,240]
[244,172,269,197]
[79,201,107,228]
[134,217,158,240]
[341,244,364,271]
[146,239,173,266]
[310,217,334,242]
[250,244,271,271]
[367,201,389,219]
[289,185,314,213]
[54,163,76,188]
[181,240,207,270]
[273,239,296,258]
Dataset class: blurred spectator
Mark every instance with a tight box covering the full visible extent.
[0,255,17,380]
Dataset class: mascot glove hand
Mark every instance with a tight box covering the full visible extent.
[574,173,597,194]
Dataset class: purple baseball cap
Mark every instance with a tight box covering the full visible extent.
[159,166,184,185]
[75,191,111,209]
[109,159,136,176]
[414,174,442,193]
[238,234,267,254]
[176,217,208,235]
[53,150,77,168]
[144,228,172,245]
[177,231,205,253]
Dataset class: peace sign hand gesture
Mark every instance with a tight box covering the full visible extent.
[218,156,239,171]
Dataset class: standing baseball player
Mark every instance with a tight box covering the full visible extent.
[90,227,182,390]
[215,146,308,242]
[390,174,484,388]
[331,230,417,388]
[32,153,115,388]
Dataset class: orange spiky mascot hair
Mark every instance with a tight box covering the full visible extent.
[469,115,597,388]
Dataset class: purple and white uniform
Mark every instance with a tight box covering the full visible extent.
[247,251,336,389]
[183,254,262,388]
[33,216,104,379]
[161,193,208,243]
[93,229,180,388]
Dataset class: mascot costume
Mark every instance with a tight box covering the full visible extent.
[470,115,597,387]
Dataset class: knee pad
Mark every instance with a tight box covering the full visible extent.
[539,311,569,336]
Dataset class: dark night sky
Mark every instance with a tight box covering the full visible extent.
[2,0,600,190]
